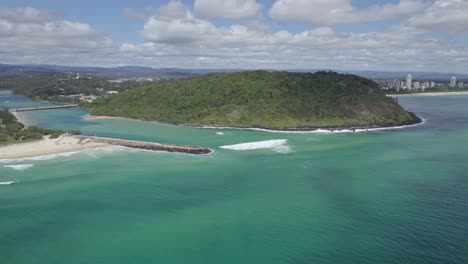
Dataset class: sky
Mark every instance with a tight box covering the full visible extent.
[0,0,468,73]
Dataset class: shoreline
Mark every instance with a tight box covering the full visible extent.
[84,114,139,122]
[10,111,31,127]
[387,91,468,97]
[86,114,423,133]
[0,135,110,160]
[182,116,423,133]
[0,134,212,160]
[190,118,426,134]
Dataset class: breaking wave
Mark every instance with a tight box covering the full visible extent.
[3,164,34,171]
[0,146,135,164]
[220,139,292,153]
[0,181,19,185]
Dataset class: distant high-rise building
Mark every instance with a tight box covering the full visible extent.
[458,82,464,89]
[430,81,436,88]
[400,81,405,89]
[450,77,456,88]
[414,82,420,90]
[421,82,429,91]
[406,74,412,90]
[392,79,401,90]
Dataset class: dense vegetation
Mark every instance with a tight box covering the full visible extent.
[0,109,64,144]
[90,71,420,129]
[0,75,149,103]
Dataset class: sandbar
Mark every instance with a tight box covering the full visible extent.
[0,135,110,160]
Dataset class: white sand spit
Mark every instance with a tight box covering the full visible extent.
[0,135,110,160]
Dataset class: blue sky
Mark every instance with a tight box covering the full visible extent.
[0,0,467,72]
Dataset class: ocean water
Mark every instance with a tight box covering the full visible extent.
[1,90,467,264]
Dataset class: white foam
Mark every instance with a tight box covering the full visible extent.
[201,118,426,134]
[216,132,225,136]
[220,139,292,153]
[272,145,293,153]
[3,164,34,171]
[0,146,131,163]
[80,145,142,158]
[0,151,81,163]
[0,181,19,185]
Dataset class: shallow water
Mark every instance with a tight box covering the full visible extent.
[1,90,467,264]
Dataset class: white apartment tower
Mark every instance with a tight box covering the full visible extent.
[450,77,456,88]
[393,79,401,90]
[406,74,412,90]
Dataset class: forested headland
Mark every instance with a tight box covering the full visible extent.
[89,71,421,130]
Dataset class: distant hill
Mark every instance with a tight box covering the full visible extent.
[89,71,420,130]
[0,64,198,79]
[1,63,466,81]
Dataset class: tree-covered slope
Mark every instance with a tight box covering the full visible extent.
[89,71,420,129]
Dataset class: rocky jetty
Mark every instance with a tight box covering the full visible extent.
[79,136,212,155]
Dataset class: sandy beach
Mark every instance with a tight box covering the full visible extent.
[0,135,110,160]
[11,111,30,127]
[84,114,138,122]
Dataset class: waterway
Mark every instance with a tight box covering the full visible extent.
[1,90,467,264]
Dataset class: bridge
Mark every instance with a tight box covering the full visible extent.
[11,104,80,112]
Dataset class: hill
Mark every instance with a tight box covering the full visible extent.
[2,63,468,80]
[0,64,197,79]
[89,71,421,130]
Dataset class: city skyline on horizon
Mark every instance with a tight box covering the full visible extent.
[1,0,468,72]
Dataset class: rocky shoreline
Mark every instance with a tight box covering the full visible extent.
[184,115,423,132]
[88,112,422,133]
[143,113,422,133]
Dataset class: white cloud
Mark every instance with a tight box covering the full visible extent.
[141,2,417,50]
[269,0,427,25]
[407,0,468,34]
[142,12,217,44]
[1,2,468,73]
[141,1,268,45]
[155,0,189,19]
[133,1,468,72]
[122,2,188,22]
[194,0,262,20]
[0,7,113,65]
[0,6,58,23]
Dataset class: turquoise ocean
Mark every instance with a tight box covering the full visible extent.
[1,90,467,264]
